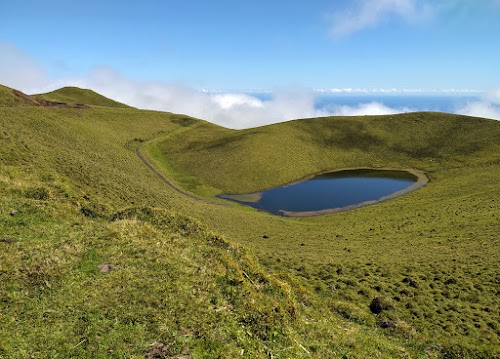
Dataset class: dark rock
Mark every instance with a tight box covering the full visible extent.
[377,320,396,329]
[262,235,269,239]
[402,277,419,288]
[369,297,394,314]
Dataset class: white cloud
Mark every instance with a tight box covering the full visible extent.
[0,42,48,90]
[0,48,331,129]
[485,88,500,104]
[0,51,433,128]
[28,66,412,128]
[34,66,329,129]
[326,102,412,116]
[4,41,495,129]
[456,89,500,120]
[212,93,264,109]
[328,0,434,38]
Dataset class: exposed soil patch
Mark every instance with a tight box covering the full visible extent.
[0,236,14,244]
[144,341,193,359]
[97,263,113,273]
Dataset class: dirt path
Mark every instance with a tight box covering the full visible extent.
[136,134,231,207]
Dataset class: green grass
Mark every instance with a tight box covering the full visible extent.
[157,112,500,194]
[1,85,499,358]
[0,84,38,107]
[153,111,500,355]
[34,86,132,108]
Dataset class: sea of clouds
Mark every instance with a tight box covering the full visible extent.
[1,42,499,129]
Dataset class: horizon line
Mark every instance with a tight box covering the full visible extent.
[199,88,484,95]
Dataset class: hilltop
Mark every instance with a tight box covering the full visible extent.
[35,86,132,108]
[1,84,499,358]
[0,84,130,109]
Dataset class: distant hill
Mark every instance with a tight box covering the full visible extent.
[0,84,131,109]
[34,86,132,108]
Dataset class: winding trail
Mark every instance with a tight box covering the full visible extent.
[136,144,200,200]
[136,136,231,207]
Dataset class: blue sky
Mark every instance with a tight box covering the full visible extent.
[1,0,500,127]
[2,0,499,91]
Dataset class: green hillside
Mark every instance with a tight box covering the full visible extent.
[157,112,500,194]
[1,85,499,358]
[150,112,500,355]
[35,86,132,108]
[0,84,39,106]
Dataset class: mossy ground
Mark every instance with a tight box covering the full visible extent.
[1,87,499,358]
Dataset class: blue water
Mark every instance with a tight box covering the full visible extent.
[219,169,420,216]
[249,93,480,114]
[314,94,480,113]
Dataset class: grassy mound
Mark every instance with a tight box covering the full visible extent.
[35,86,132,108]
[1,84,499,358]
[0,174,301,357]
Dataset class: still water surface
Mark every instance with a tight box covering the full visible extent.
[218,169,426,216]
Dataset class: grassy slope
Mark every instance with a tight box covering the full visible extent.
[0,84,38,106]
[1,85,498,358]
[0,103,429,358]
[153,112,500,354]
[157,112,500,194]
[35,87,132,108]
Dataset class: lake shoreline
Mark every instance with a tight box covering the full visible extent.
[218,167,429,217]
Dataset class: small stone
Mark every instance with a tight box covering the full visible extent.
[0,236,14,244]
[97,263,113,273]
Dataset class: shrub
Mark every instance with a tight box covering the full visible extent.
[369,296,394,314]
[24,186,50,200]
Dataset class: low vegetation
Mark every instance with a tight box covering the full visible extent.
[34,87,132,108]
[1,84,498,358]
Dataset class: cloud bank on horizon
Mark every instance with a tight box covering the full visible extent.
[457,89,500,121]
[1,42,499,129]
